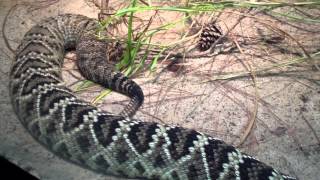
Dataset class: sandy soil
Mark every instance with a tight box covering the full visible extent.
[0,0,319,179]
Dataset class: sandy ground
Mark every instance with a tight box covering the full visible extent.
[0,0,319,180]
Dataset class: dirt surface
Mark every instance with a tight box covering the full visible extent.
[0,0,319,180]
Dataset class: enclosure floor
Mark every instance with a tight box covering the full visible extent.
[0,0,319,180]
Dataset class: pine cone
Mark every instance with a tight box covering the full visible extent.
[198,22,223,51]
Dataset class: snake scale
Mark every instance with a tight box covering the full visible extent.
[9,14,296,180]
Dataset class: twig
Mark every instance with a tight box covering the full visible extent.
[232,38,259,147]
[98,0,110,20]
[2,4,18,54]
[301,112,320,148]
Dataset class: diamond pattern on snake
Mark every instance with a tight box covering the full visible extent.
[9,14,296,180]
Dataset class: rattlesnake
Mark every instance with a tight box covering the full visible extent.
[9,14,296,180]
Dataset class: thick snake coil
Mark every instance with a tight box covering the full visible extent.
[9,14,296,180]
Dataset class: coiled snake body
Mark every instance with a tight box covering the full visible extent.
[9,14,296,180]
